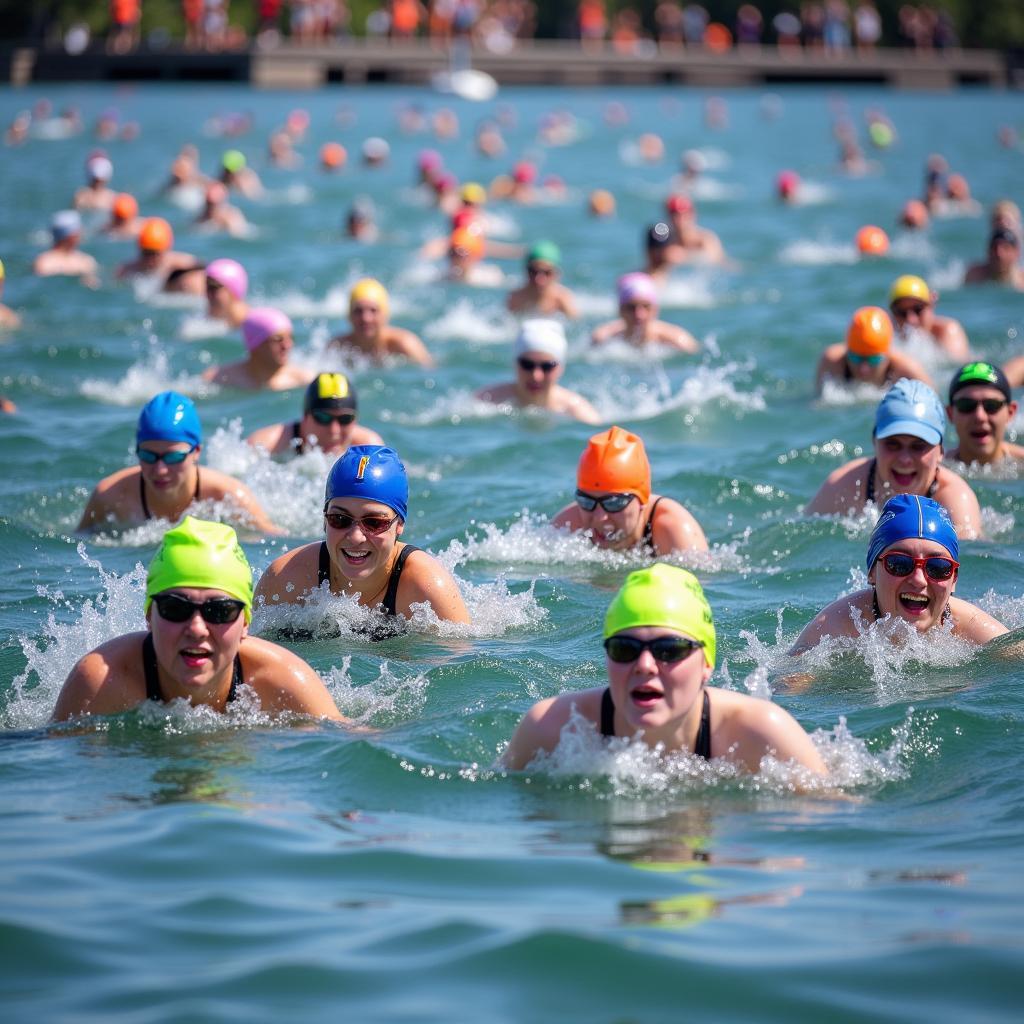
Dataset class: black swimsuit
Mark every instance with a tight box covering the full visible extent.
[640,497,663,554]
[600,687,712,759]
[140,473,201,521]
[142,633,241,705]
[290,421,306,455]
[864,458,938,504]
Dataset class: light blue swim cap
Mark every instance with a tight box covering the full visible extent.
[874,378,946,448]
[136,391,202,448]
[324,445,408,522]
[866,494,958,571]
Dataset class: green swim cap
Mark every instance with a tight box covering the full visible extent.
[145,517,253,623]
[222,149,246,173]
[527,240,561,268]
[603,564,716,667]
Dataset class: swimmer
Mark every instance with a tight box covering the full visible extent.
[663,195,726,265]
[990,199,1021,234]
[805,377,982,538]
[33,211,100,286]
[945,362,1023,465]
[642,222,675,283]
[52,517,343,722]
[73,154,116,211]
[887,275,969,359]
[203,307,315,392]
[345,197,378,242]
[591,272,699,352]
[776,170,800,204]
[246,372,384,457]
[254,445,470,630]
[1004,354,1024,390]
[816,306,933,394]
[476,319,601,424]
[506,241,579,318]
[115,217,205,295]
[78,391,279,534]
[941,173,982,216]
[490,160,538,204]
[964,228,1024,290]
[219,149,263,199]
[159,146,206,196]
[0,257,21,329]
[361,137,390,167]
[588,189,616,217]
[268,130,300,169]
[194,182,249,236]
[791,495,1006,655]
[502,564,826,777]
[552,426,708,554]
[101,193,141,239]
[899,199,929,231]
[443,227,508,287]
[204,258,249,329]
[329,279,434,368]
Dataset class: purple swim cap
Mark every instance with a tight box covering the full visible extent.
[617,272,658,306]
[206,258,248,301]
[242,307,292,352]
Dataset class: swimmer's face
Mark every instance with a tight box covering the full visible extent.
[516,350,562,398]
[302,409,355,454]
[147,585,247,696]
[844,350,889,383]
[621,299,655,331]
[990,238,1020,271]
[324,496,403,585]
[873,433,942,495]
[868,538,957,632]
[261,331,293,366]
[947,385,1016,462]
[605,626,711,742]
[889,298,934,333]
[205,277,231,316]
[526,261,557,287]
[578,491,644,550]
[350,301,383,335]
[137,440,199,494]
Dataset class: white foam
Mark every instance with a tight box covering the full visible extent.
[778,239,859,266]
[423,298,514,345]
[79,348,212,406]
[658,273,720,309]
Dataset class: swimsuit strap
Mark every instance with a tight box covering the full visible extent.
[865,457,877,504]
[381,544,421,617]
[318,540,331,587]
[641,497,663,553]
[600,687,616,737]
[291,420,305,455]
[694,689,711,760]
[139,469,200,522]
[142,632,241,705]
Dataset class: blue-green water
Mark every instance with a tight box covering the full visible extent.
[1,83,1023,1022]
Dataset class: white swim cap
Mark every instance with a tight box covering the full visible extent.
[515,319,567,362]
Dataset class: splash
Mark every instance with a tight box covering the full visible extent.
[424,298,513,345]
[658,273,719,309]
[778,239,858,266]
[818,376,887,407]
[80,347,212,406]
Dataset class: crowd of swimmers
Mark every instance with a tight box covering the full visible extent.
[3,107,1022,787]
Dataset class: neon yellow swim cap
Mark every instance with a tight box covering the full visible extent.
[603,563,715,667]
[222,149,246,173]
[349,277,390,320]
[145,517,253,622]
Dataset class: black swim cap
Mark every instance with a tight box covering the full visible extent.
[947,362,1012,403]
[304,373,357,415]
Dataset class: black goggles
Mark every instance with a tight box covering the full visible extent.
[951,397,1007,415]
[575,490,635,513]
[310,409,356,426]
[152,594,246,624]
[604,635,703,664]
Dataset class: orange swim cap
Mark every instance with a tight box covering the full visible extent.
[577,426,651,505]
[855,224,890,255]
[847,306,893,356]
[320,142,346,169]
[450,226,484,260]
[139,216,173,253]
[112,193,137,220]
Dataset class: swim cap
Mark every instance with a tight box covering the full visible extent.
[320,142,346,169]
[947,361,1012,403]
[889,275,930,305]
[206,258,248,300]
[846,306,892,357]
[86,155,113,182]
[990,228,1020,248]
[603,564,716,668]
[51,210,82,242]
[515,318,567,362]
[0,258,5,280]
[513,161,536,184]
[242,307,292,352]
[865,494,958,572]
[900,199,929,228]
[111,193,137,221]
[874,378,946,447]
[304,372,357,415]
[417,148,442,172]
[324,445,408,522]
[460,181,487,205]
[362,137,390,163]
[855,225,890,255]
[617,272,658,306]
[145,517,253,623]
[666,194,693,216]
[578,425,651,504]
[527,240,561,268]
[136,390,202,447]
[349,278,389,319]
[138,217,173,253]
[205,182,228,205]
[433,172,457,195]
[777,170,800,198]
[589,189,615,216]
[647,222,672,249]
[450,226,485,260]
[222,149,246,173]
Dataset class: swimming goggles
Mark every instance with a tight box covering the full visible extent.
[846,352,884,366]
[137,446,197,465]
[324,509,399,534]
[517,357,558,373]
[152,594,246,624]
[310,410,356,426]
[951,397,1007,415]
[575,490,635,513]
[604,635,703,664]
[879,552,959,582]
[890,302,928,319]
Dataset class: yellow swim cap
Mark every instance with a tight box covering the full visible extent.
[349,277,389,320]
[889,275,930,305]
[145,517,253,623]
[0,257,5,280]
[603,564,716,667]
[461,181,487,205]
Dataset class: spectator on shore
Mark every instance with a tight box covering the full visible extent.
[108,0,141,54]
[579,0,608,51]
[390,0,427,39]
[853,0,881,50]
[655,1,685,47]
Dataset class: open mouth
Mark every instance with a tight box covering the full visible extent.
[340,547,372,566]
[180,647,212,668]
[891,470,917,488]
[630,684,663,708]
[898,592,929,615]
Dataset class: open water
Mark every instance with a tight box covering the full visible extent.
[1,83,1023,1022]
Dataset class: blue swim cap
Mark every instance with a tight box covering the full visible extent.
[137,391,202,447]
[874,378,946,448]
[324,445,408,522]
[866,494,958,571]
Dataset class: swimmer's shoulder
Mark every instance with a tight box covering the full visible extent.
[237,635,345,721]
[949,596,1008,643]
[255,542,322,602]
[52,632,146,722]
[503,686,604,769]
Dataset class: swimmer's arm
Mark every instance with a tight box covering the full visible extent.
[77,487,110,532]
[736,702,827,778]
[218,477,284,536]
[51,650,131,722]
[566,392,602,425]
[788,599,852,656]
[505,286,528,312]
[701,232,726,264]
[253,554,299,608]
[889,351,934,391]
[558,288,580,320]
[945,481,983,540]
[814,350,834,395]
[657,321,700,354]
[550,503,579,530]
[418,237,449,261]
[1003,355,1024,389]
[245,423,283,453]
[803,474,844,516]
[591,319,625,345]
[392,330,435,368]
[403,553,471,624]
[501,696,569,770]
[654,503,709,553]
[483,240,525,260]
[936,317,970,360]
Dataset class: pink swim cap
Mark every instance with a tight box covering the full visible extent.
[242,307,292,352]
[206,258,248,300]
[617,272,658,306]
